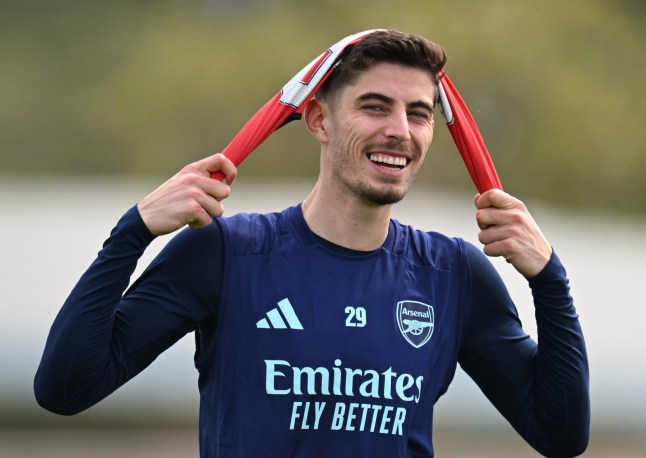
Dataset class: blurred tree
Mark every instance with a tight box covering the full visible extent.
[0,0,644,214]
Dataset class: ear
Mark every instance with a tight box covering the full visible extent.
[304,98,329,143]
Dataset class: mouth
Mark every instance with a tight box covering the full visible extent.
[367,153,409,171]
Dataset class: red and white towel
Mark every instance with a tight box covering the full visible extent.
[212,30,502,194]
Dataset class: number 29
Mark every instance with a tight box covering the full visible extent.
[345,306,367,327]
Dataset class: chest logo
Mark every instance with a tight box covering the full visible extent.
[396,300,434,348]
[256,298,304,330]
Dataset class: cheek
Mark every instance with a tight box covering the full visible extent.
[332,120,366,156]
[414,126,434,155]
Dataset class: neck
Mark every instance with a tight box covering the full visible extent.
[301,180,393,251]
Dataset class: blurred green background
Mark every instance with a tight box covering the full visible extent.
[2,0,644,214]
[2,2,646,457]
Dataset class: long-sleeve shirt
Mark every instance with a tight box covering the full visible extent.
[35,204,590,457]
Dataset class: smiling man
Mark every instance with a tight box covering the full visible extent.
[35,30,590,457]
[302,61,437,250]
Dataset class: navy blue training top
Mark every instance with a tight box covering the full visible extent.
[34,204,589,457]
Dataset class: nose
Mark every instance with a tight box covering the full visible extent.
[383,108,411,142]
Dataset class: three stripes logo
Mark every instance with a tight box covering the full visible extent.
[256,298,304,330]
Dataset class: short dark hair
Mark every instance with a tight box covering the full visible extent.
[317,29,448,104]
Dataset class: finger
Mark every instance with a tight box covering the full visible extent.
[473,193,481,209]
[190,173,231,202]
[175,175,228,218]
[481,238,508,258]
[475,207,510,230]
[186,205,214,230]
[173,168,231,201]
[164,174,225,220]
[479,220,527,247]
[478,224,509,246]
[215,154,238,186]
[475,189,515,210]
[482,240,516,264]
[476,197,529,230]
[194,190,226,219]
[194,153,238,185]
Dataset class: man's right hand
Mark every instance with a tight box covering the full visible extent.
[137,153,237,236]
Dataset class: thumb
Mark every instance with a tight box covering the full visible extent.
[475,189,513,210]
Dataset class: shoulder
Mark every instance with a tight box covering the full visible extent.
[389,219,469,272]
[216,206,297,255]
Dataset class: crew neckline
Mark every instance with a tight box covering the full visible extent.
[288,203,396,258]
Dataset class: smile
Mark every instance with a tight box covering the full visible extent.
[368,153,408,170]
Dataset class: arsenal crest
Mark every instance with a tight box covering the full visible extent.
[396,300,434,348]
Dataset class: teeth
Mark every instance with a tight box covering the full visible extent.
[369,154,407,167]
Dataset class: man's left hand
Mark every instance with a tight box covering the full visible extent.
[474,189,552,278]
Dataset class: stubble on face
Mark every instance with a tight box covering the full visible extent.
[328,135,417,206]
[319,63,436,208]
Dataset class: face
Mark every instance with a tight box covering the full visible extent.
[318,62,436,206]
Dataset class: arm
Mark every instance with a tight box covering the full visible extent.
[459,190,590,456]
[459,246,589,456]
[34,154,236,415]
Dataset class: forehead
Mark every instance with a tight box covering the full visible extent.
[341,62,437,104]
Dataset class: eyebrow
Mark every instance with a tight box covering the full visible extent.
[356,92,435,113]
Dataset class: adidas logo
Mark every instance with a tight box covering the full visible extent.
[256,298,304,330]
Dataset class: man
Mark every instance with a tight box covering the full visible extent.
[35,30,590,457]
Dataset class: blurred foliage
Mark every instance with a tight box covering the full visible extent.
[1,0,644,214]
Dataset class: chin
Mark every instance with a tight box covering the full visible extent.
[359,186,409,206]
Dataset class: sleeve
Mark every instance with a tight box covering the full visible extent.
[458,242,590,457]
[34,206,225,415]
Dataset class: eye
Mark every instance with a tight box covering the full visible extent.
[361,104,386,113]
[408,111,433,123]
